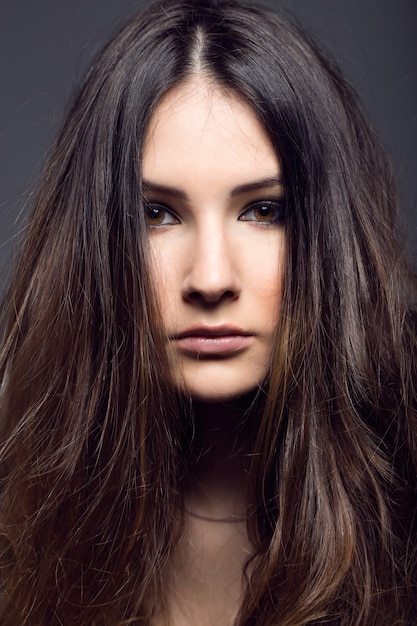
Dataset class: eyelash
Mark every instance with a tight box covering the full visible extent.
[145,202,180,227]
[239,200,286,225]
[144,199,286,227]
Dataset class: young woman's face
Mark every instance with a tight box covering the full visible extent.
[142,79,285,402]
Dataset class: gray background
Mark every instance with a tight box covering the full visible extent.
[1,0,416,288]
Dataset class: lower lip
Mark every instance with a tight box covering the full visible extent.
[174,335,252,356]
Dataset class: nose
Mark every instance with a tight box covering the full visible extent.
[181,227,241,305]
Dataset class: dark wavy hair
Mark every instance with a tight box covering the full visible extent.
[0,0,416,623]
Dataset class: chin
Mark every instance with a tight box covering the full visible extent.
[172,356,269,404]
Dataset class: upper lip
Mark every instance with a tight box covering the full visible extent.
[171,325,253,339]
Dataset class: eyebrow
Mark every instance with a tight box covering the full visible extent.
[142,176,283,200]
[230,177,283,197]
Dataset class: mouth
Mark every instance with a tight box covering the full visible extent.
[170,325,253,356]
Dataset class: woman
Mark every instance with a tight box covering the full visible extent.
[0,0,416,624]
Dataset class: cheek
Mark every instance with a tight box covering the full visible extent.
[247,237,285,318]
[147,238,180,308]
[257,275,283,332]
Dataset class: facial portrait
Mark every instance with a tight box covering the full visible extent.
[0,1,416,624]
[143,80,285,402]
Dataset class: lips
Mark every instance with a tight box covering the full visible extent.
[171,325,253,356]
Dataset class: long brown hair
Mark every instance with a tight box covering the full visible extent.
[1,1,416,623]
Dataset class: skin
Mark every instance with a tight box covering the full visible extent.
[143,78,286,625]
[142,79,285,404]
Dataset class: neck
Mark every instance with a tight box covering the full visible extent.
[183,392,258,521]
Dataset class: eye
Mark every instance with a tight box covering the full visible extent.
[144,202,179,227]
[239,200,286,225]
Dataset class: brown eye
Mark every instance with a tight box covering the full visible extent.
[239,200,285,224]
[144,203,179,227]
[253,204,276,222]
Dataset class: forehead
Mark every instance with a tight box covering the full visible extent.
[142,78,280,187]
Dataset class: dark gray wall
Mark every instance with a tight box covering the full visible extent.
[1,0,416,287]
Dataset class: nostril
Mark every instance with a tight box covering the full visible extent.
[184,288,239,305]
